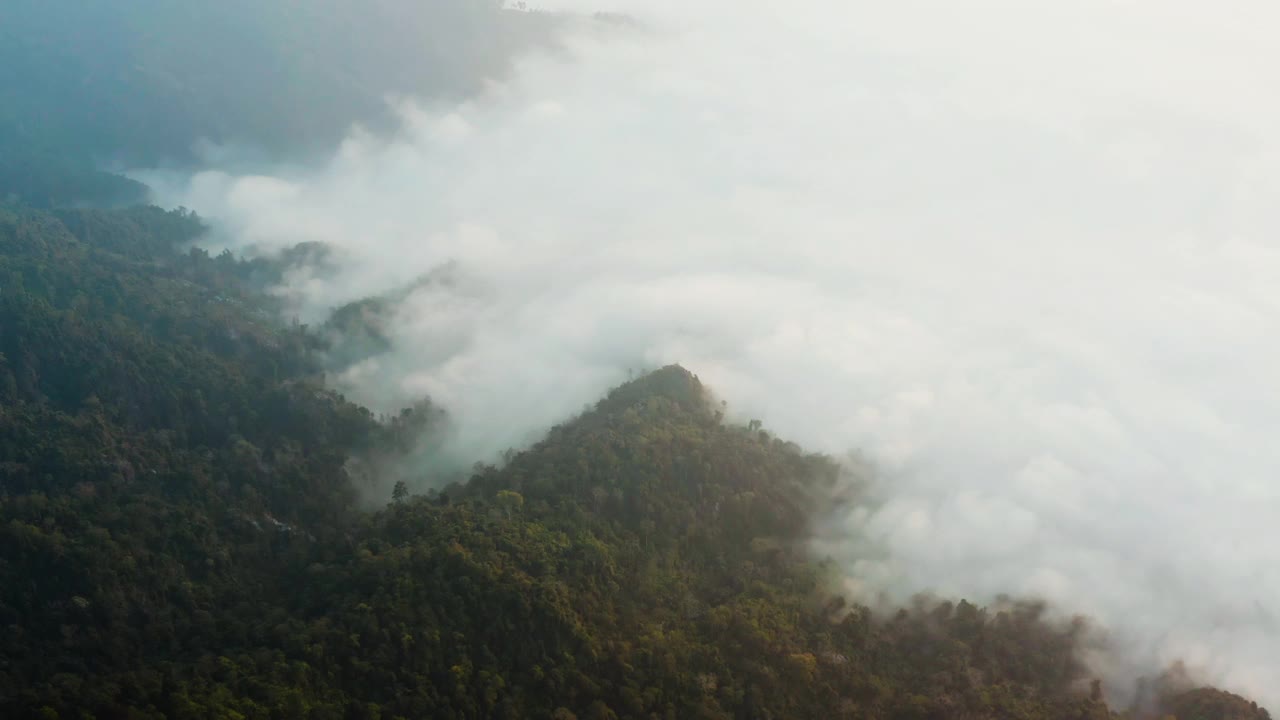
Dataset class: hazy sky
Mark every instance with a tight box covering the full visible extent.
[145,0,1280,705]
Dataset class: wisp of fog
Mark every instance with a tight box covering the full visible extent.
[141,0,1280,705]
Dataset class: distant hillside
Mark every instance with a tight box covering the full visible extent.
[0,0,559,207]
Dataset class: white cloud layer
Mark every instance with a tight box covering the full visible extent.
[144,0,1280,706]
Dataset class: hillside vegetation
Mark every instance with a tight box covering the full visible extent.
[0,203,1267,719]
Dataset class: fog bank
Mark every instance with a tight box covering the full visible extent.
[145,0,1280,705]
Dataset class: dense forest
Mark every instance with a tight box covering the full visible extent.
[0,201,1269,718]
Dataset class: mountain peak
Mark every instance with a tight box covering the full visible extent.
[594,364,707,416]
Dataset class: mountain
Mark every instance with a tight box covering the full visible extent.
[0,1,559,208]
[0,201,1267,718]
[1163,688,1271,720]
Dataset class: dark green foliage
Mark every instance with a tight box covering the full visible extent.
[0,204,382,717]
[1162,688,1270,720]
[0,202,1266,719]
[0,148,147,209]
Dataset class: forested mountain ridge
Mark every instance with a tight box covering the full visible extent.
[0,202,1268,718]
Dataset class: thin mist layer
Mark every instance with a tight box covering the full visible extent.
[144,0,1280,705]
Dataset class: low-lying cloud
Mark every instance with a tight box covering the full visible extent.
[142,0,1280,706]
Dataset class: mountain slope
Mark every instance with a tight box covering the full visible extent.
[0,202,1268,719]
[0,0,559,207]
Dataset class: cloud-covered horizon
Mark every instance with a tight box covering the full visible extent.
[141,0,1280,706]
